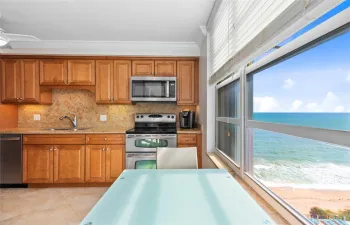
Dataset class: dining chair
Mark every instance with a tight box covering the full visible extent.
[156,147,198,169]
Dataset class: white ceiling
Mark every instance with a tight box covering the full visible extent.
[0,0,215,42]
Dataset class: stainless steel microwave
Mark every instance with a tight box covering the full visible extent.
[130,76,176,102]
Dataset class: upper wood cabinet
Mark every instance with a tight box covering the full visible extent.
[53,145,85,183]
[1,59,21,103]
[96,60,114,103]
[113,60,131,104]
[132,60,176,76]
[23,145,54,183]
[177,61,197,105]
[1,59,46,104]
[132,60,154,76]
[155,60,176,76]
[20,60,40,103]
[96,60,131,104]
[40,59,95,85]
[40,60,67,85]
[68,60,95,85]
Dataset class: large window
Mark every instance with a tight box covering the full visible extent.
[214,4,350,224]
[245,25,350,222]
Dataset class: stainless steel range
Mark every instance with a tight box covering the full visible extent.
[125,113,177,169]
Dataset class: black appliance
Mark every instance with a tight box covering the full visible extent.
[0,134,26,187]
[179,110,195,129]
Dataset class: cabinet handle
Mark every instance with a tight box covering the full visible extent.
[106,148,109,151]
[101,148,105,151]
[19,98,23,100]
[186,138,188,141]
[104,138,107,141]
[54,147,57,151]
[49,147,53,151]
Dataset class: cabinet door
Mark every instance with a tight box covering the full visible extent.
[155,61,176,76]
[132,60,154,76]
[1,59,20,103]
[53,145,85,183]
[67,60,95,85]
[23,145,53,183]
[105,145,124,182]
[20,60,40,103]
[96,60,113,103]
[177,61,195,105]
[40,60,67,85]
[113,60,131,104]
[85,145,105,182]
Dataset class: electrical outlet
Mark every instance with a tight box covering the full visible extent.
[33,114,40,121]
[100,115,107,122]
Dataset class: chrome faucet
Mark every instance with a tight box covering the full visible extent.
[59,113,77,129]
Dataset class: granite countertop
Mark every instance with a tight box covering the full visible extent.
[0,127,202,134]
[177,128,202,134]
[0,127,127,134]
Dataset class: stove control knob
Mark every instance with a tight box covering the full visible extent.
[136,116,139,118]
[171,116,174,119]
[167,116,170,118]
[141,115,144,118]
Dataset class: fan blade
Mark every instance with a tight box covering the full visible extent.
[5,33,40,42]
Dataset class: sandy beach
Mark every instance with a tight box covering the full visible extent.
[270,187,350,216]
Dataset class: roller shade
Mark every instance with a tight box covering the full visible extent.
[208,0,343,84]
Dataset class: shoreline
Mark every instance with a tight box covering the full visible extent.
[269,187,350,216]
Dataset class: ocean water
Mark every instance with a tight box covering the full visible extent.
[252,113,350,190]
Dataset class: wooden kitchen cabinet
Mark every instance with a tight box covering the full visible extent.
[85,145,106,183]
[96,60,114,103]
[39,59,67,85]
[54,145,85,183]
[105,145,124,182]
[68,60,95,85]
[1,59,20,103]
[96,60,131,104]
[86,138,125,183]
[132,60,154,75]
[23,145,54,183]
[155,60,176,76]
[113,60,131,104]
[1,59,50,104]
[177,61,197,105]
[177,134,202,168]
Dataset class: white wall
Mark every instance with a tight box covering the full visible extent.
[199,36,216,168]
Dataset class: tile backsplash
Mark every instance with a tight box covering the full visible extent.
[18,89,196,130]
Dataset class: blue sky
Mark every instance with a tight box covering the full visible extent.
[253,0,350,113]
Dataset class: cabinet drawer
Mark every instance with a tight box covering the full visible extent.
[177,134,197,144]
[23,135,85,145]
[86,134,125,145]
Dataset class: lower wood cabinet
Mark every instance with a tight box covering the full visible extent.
[54,145,85,183]
[23,144,85,183]
[85,145,124,183]
[23,145,53,183]
[177,134,202,168]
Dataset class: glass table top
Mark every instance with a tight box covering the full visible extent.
[80,169,276,225]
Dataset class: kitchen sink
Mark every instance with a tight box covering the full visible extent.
[42,128,91,131]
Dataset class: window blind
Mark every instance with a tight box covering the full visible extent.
[208,0,343,84]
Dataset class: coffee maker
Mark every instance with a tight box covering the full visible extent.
[179,110,195,129]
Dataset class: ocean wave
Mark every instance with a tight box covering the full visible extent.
[253,161,350,189]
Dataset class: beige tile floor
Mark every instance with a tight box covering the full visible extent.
[0,176,289,225]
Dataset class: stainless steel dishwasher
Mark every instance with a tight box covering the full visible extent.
[0,134,26,187]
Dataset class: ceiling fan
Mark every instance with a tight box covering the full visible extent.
[0,13,40,49]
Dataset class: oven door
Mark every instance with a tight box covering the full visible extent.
[126,134,177,153]
[126,153,157,169]
[130,76,176,102]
